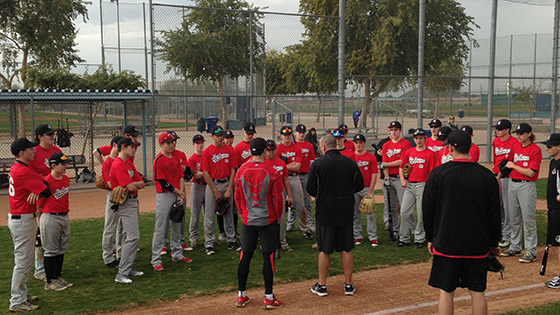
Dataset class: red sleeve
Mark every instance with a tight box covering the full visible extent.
[153,157,167,180]
[201,148,210,172]
[308,143,316,162]
[470,145,480,163]
[528,146,542,171]
[234,170,242,216]
[400,149,410,168]
[99,145,111,156]
[271,167,284,220]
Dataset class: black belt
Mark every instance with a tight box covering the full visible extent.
[512,179,530,183]
[408,181,422,183]
[214,178,228,183]
[389,175,399,178]
[48,212,68,216]
[128,194,138,199]
[299,172,308,175]
[10,213,36,219]
[495,173,509,178]
[195,182,207,185]
[288,173,298,177]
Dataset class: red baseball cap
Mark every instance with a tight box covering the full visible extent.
[158,132,175,144]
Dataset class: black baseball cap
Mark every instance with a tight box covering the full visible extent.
[447,130,471,147]
[192,134,205,143]
[35,124,55,137]
[512,123,532,134]
[167,131,180,139]
[437,126,452,141]
[353,134,366,142]
[428,119,442,128]
[412,128,426,137]
[11,138,39,156]
[461,125,473,136]
[243,122,256,134]
[309,127,316,132]
[210,125,225,136]
[111,136,124,146]
[124,125,141,136]
[295,124,306,132]
[224,130,234,138]
[250,137,266,155]
[332,129,344,138]
[48,152,71,165]
[495,119,512,130]
[265,139,277,150]
[540,134,560,146]
[280,126,292,135]
[338,124,349,134]
[388,121,402,129]
[118,137,141,149]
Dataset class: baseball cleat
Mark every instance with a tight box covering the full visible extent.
[227,242,241,251]
[519,252,537,263]
[281,245,293,252]
[115,274,133,284]
[106,260,119,268]
[44,280,68,292]
[34,273,46,282]
[303,232,314,240]
[153,263,164,271]
[205,247,215,255]
[498,240,511,248]
[371,240,379,247]
[354,239,363,245]
[161,248,167,255]
[344,283,355,296]
[172,257,193,263]
[545,275,560,289]
[236,296,251,307]
[311,282,328,297]
[129,270,144,277]
[182,244,194,251]
[500,249,522,257]
[262,295,283,309]
[393,241,411,247]
[8,301,39,312]
[56,278,73,289]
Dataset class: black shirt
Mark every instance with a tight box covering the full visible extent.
[547,158,560,210]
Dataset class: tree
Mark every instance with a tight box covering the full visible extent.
[424,59,464,117]
[158,0,264,124]
[0,0,89,136]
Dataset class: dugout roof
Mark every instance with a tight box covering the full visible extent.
[0,89,153,102]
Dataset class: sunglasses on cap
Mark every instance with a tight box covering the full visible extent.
[281,128,292,135]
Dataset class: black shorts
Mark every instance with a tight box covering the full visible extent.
[547,209,560,246]
[240,222,279,253]
[428,255,487,293]
[316,224,354,255]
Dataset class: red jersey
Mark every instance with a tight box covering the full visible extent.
[9,161,49,215]
[344,140,355,152]
[294,140,315,173]
[201,144,235,180]
[382,138,412,176]
[276,142,302,169]
[28,145,62,178]
[99,144,136,164]
[469,143,480,163]
[426,137,444,153]
[509,141,541,181]
[101,156,115,186]
[340,147,355,160]
[437,146,453,166]
[188,153,205,183]
[264,157,289,190]
[234,141,252,166]
[38,174,70,213]
[234,160,283,226]
[492,135,518,174]
[401,147,436,182]
[153,152,182,193]
[354,151,378,187]
[172,150,189,168]
[110,157,142,194]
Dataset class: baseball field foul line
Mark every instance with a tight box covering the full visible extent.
[361,283,545,315]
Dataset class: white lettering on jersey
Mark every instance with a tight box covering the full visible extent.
[273,165,284,173]
[241,150,251,160]
[357,160,369,168]
[441,154,453,164]
[43,158,49,169]
[495,147,511,156]
[301,148,309,153]
[212,153,230,163]
[282,152,296,159]
[409,157,426,165]
[428,146,443,152]
[386,148,401,158]
[196,162,201,171]
[513,153,530,163]
[127,169,134,178]
[53,186,69,200]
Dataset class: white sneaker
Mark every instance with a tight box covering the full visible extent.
[498,240,511,248]
[218,233,226,242]
[115,274,132,284]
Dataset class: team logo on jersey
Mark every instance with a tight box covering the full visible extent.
[43,158,49,168]
[273,165,284,173]
[212,153,230,163]
[282,152,296,159]
[513,153,530,163]
[409,157,426,165]
[386,149,401,158]
[553,168,557,175]
[428,146,443,152]
[441,154,453,164]
[241,150,251,160]
[556,235,560,244]
[301,148,309,153]
[495,148,511,156]
[128,169,134,178]
[357,161,369,168]
[52,186,69,200]
[196,162,201,172]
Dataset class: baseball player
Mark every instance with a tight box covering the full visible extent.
[101,136,123,268]
[499,123,541,263]
[352,134,379,247]
[224,129,235,147]
[201,125,240,255]
[276,126,312,240]
[110,137,145,284]
[460,125,480,162]
[332,129,355,159]
[337,124,355,152]
[217,130,235,242]
[151,132,190,271]
[264,139,293,251]
[492,119,517,248]
[293,124,316,232]
[93,125,141,164]
[380,121,410,234]
[28,124,62,282]
[187,134,206,249]
[234,138,284,309]
[8,138,51,312]
[540,134,560,288]
[395,128,436,249]
[38,153,73,291]
[426,119,444,152]
[435,127,453,166]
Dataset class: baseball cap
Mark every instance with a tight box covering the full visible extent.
[209,125,225,136]
[48,152,71,165]
[110,136,124,146]
[243,122,256,134]
[35,124,55,137]
[224,130,234,138]
[338,124,349,134]
[167,131,180,140]
[353,134,366,142]
[124,125,141,136]
[250,138,266,155]
[117,137,141,149]
[265,139,277,150]
[388,121,402,129]
[11,138,39,156]
[192,134,205,143]
[309,127,316,132]
[280,126,292,135]
[461,125,473,136]
[295,124,306,132]
[512,123,532,134]
[428,119,442,128]
[495,119,512,130]
[158,132,175,144]
[412,128,426,137]
[540,134,560,146]
[332,129,344,138]
[447,130,471,147]
[437,126,452,141]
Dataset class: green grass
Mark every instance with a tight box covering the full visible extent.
[499,303,560,315]
[536,177,547,200]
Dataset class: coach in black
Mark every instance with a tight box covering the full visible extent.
[307,134,364,297]
[422,130,501,315]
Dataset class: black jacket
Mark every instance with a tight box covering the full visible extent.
[307,149,364,227]
[547,158,560,210]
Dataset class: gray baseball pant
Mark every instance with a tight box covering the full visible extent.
[34,214,44,278]
[298,173,315,230]
[500,177,512,243]
[8,213,37,309]
[204,181,235,249]
[280,190,288,247]
[40,213,70,257]
[353,187,378,241]
[152,192,184,265]
[398,182,425,244]
[117,196,140,278]
[189,182,206,243]
[102,190,121,264]
[286,175,309,233]
[382,176,404,231]
[507,179,538,256]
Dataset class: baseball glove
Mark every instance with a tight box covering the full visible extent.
[402,162,413,179]
[110,186,129,205]
[95,176,110,190]
[359,194,375,214]
[169,200,185,223]
[183,166,193,182]
[488,252,505,274]
[215,198,230,216]
[498,159,512,177]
